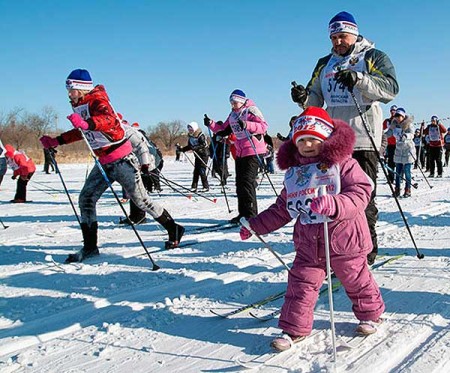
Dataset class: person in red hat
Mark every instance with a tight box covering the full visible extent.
[4,144,36,203]
[240,107,384,351]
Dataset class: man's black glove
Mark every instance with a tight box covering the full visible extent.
[203,114,211,127]
[335,69,358,90]
[291,84,308,105]
[237,119,246,130]
[277,132,287,141]
[141,164,150,174]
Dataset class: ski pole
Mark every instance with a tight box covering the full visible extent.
[158,172,218,203]
[48,149,82,227]
[417,122,424,169]
[30,179,64,194]
[192,149,214,176]
[242,129,279,197]
[78,130,160,271]
[349,90,424,259]
[408,150,433,189]
[150,171,198,202]
[221,141,232,213]
[240,217,291,271]
[381,161,418,189]
[206,128,231,210]
[319,186,337,363]
[0,217,9,229]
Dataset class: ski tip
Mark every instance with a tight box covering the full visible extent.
[187,195,192,200]
[213,198,217,203]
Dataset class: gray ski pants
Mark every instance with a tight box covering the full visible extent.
[79,154,164,225]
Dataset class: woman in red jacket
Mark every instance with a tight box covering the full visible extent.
[4,144,36,203]
[40,69,184,263]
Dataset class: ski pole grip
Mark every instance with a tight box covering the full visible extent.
[318,185,327,197]
[239,217,254,234]
[291,81,298,88]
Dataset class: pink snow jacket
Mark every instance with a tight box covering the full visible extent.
[248,119,373,263]
[209,99,268,158]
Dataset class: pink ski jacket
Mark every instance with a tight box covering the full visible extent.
[248,119,374,263]
[209,99,268,158]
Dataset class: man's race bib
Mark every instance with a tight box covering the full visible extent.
[321,52,371,107]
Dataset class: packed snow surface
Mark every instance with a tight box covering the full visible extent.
[0,156,449,372]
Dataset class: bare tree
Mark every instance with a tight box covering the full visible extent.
[147,120,185,151]
[0,107,32,149]
[25,106,58,138]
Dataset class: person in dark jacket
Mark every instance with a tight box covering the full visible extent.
[181,121,210,192]
[43,147,56,174]
[209,130,230,186]
[422,115,446,177]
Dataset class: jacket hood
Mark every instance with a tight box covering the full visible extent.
[187,121,199,132]
[277,119,355,170]
[4,144,15,158]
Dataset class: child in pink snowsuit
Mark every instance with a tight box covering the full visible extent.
[240,107,385,351]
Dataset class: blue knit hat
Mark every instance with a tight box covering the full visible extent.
[431,115,438,121]
[229,89,247,104]
[66,69,94,91]
[395,108,406,117]
[328,11,359,37]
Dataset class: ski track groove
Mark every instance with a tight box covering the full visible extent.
[0,245,291,357]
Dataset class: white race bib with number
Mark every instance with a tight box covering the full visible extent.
[284,162,341,225]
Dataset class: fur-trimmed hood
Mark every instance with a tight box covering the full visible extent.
[277,118,355,170]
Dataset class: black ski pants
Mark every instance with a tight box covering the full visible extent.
[352,150,378,255]
[235,155,260,219]
[428,146,443,176]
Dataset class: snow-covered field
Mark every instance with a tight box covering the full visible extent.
[0,155,449,373]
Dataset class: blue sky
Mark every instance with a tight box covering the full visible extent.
[1,0,449,134]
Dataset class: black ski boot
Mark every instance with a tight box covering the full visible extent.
[65,222,99,263]
[392,187,400,197]
[156,210,185,249]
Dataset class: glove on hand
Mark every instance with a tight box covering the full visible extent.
[239,226,252,240]
[290,84,308,105]
[67,113,89,130]
[335,69,358,90]
[237,119,246,130]
[141,164,150,174]
[40,135,59,149]
[203,114,211,127]
[310,194,337,217]
[11,175,17,180]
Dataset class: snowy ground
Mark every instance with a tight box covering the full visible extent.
[0,155,449,373]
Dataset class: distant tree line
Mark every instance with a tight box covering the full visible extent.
[1,108,279,164]
[0,107,187,164]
